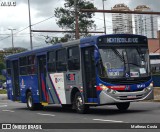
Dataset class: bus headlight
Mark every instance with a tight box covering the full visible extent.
[99,84,117,94]
[149,82,153,87]
[145,82,153,92]
[112,90,117,94]
[99,84,108,90]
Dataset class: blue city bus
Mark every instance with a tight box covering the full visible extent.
[5,34,153,113]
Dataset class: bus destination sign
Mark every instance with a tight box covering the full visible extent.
[106,38,138,44]
[98,35,147,45]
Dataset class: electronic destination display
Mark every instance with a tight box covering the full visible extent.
[98,34,148,45]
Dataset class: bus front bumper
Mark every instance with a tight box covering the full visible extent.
[99,86,154,104]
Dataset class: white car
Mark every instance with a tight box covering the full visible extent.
[2,82,6,89]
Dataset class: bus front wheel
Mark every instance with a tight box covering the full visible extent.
[116,102,130,111]
[27,92,43,110]
[74,92,88,114]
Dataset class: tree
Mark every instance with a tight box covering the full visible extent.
[45,34,72,44]
[3,47,27,55]
[54,0,96,39]
[0,47,28,81]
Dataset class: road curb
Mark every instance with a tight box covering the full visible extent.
[153,99,160,102]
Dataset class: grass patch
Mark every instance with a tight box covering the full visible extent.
[0,89,7,94]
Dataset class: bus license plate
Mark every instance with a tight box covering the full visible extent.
[127,95,136,99]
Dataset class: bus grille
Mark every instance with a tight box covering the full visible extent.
[108,78,150,85]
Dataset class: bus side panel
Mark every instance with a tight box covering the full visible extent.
[19,75,40,103]
[6,77,13,100]
[49,73,66,104]
[46,73,60,104]
[65,71,82,104]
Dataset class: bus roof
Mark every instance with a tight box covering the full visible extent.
[6,39,81,60]
[6,43,62,60]
[6,34,147,60]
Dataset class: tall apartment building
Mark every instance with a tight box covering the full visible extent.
[112,4,133,34]
[134,5,158,38]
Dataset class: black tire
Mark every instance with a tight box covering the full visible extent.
[27,92,43,110]
[116,102,130,111]
[74,92,88,114]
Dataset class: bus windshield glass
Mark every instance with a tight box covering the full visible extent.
[98,47,150,79]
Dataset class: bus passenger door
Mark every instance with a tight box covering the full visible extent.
[37,55,48,103]
[81,46,97,103]
[12,60,20,101]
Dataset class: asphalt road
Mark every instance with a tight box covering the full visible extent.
[0,99,160,132]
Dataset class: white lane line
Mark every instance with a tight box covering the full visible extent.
[37,113,55,117]
[0,105,7,108]
[93,119,123,123]
[2,110,15,112]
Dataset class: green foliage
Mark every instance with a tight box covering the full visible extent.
[0,63,5,75]
[0,89,7,94]
[0,47,27,81]
[3,47,27,55]
[54,0,96,39]
[0,47,27,62]
[0,75,5,81]
[45,34,71,44]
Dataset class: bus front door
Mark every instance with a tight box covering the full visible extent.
[81,46,97,103]
[12,60,20,101]
[37,55,49,103]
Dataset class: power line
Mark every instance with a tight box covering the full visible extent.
[0,26,30,42]
[14,26,30,35]
[32,16,55,26]
[0,14,56,42]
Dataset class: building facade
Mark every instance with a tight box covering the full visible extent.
[134,5,158,38]
[112,4,133,34]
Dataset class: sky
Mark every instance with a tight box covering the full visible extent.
[0,0,160,50]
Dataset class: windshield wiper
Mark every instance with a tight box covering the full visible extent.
[112,48,130,77]
[112,48,125,62]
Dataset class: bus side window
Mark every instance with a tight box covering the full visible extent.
[27,55,36,75]
[28,55,35,65]
[19,57,28,75]
[47,51,56,72]
[19,57,28,66]
[68,46,80,70]
[56,49,67,71]
[6,60,11,76]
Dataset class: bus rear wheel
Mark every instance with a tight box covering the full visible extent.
[116,102,130,111]
[27,92,43,110]
[74,92,88,114]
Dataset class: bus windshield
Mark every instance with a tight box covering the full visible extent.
[98,47,150,79]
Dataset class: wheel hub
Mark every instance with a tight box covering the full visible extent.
[28,96,32,108]
[76,96,83,110]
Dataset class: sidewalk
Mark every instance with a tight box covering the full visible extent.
[154,87,160,101]
[0,94,7,100]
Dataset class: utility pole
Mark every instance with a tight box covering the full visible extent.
[74,0,80,39]
[102,0,106,34]
[28,0,33,50]
[8,28,16,49]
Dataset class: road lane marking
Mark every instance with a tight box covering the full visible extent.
[93,119,123,123]
[2,110,15,112]
[0,105,7,108]
[37,113,55,117]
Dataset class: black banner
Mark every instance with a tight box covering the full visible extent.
[0,123,160,129]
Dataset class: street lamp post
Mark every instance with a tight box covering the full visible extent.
[102,0,106,34]
[8,28,16,49]
[28,0,33,50]
[74,0,80,39]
